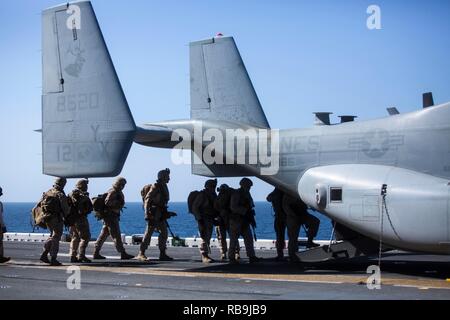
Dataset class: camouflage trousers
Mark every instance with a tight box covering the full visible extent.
[286,214,301,258]
[70,216,91,258]
[44,217,64,258]
[274,214,287,256]
[95,215,125,254]
[215,224,228,255]
[0,228,4,257]
[303,213,320,239]
[198,217,214,256]
[286,212,320,257]
[140,220,168,253]
[228,217,255,259]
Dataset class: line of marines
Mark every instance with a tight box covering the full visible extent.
[0,169,320,266]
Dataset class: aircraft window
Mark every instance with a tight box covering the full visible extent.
[330,187,342,202]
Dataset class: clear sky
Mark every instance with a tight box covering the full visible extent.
[0,0,449,202]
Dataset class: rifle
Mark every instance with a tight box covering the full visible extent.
[165,220,185,247]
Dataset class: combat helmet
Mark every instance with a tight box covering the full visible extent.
[239,177,253,188]
[113,177,127,188]
[54,177,67,188]
[204,179,218,189]
[75,179,89,190]
[157,168,170,181]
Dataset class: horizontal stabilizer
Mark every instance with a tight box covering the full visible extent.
[41,1,135,177]
[192,161,252,177]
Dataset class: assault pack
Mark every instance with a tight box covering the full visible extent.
[92,193,108,220]
[140,184,153,203]
[41,191,61,216]
[187,190,201,214]
[64,197,78,227]
[31,204,47,230]
[65,190,93,226]
[31,191,61,230]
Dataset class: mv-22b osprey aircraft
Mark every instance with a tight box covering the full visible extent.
[40,1,450,261]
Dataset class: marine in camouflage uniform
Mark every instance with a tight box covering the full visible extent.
[136,169,174,262]
[68,179,93,263]
[228,178,260,264]
[266,187,287,261]
[40,177,70,266]
[93,177,134,260]
[213,184,240,261]
[282,194,320,262]
[192,179,218,263]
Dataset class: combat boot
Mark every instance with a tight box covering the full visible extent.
[78,255,92,263]
[201,254,213,264]
[249,256,261,264]
[136,252,148,262]
[289,255,300,263]
[93,251,106,260]
[120,252,134,260]
[70,256,81,263]
[40,251,50,264]
[159,251,173,261]
[275,252,285,262]
[0,256,11,263]
[228,258,239,265]
[50,257,62,266]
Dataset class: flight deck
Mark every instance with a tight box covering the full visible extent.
[1,241,449,300]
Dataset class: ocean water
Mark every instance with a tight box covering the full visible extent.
[2,202,333,240]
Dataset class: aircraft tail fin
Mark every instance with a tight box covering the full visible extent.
[189,36,270,129]
[41,1,135,178]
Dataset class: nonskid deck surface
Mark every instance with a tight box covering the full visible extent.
[0,241,449,300]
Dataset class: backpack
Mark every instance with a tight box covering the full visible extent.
[140,184,153,203]
[31,203,47,230]
[64,204,78,227]
[214,188,235,212]
[41,191,61,216]
[187,190,200,214]
[92,193,108,220]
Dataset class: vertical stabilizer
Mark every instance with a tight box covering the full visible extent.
[423,92,434,108]
[42,1,135,177]
[189,36,270,128]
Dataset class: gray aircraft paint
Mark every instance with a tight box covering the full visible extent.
[41,1,135,177]
[41,1,450,254]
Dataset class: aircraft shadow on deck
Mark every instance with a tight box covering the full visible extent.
[181,256,450,280]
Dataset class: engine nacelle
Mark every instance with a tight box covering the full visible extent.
[298,164,450,254]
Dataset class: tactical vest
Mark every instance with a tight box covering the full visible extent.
[105,188,125,214]
[147,182,169,208]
